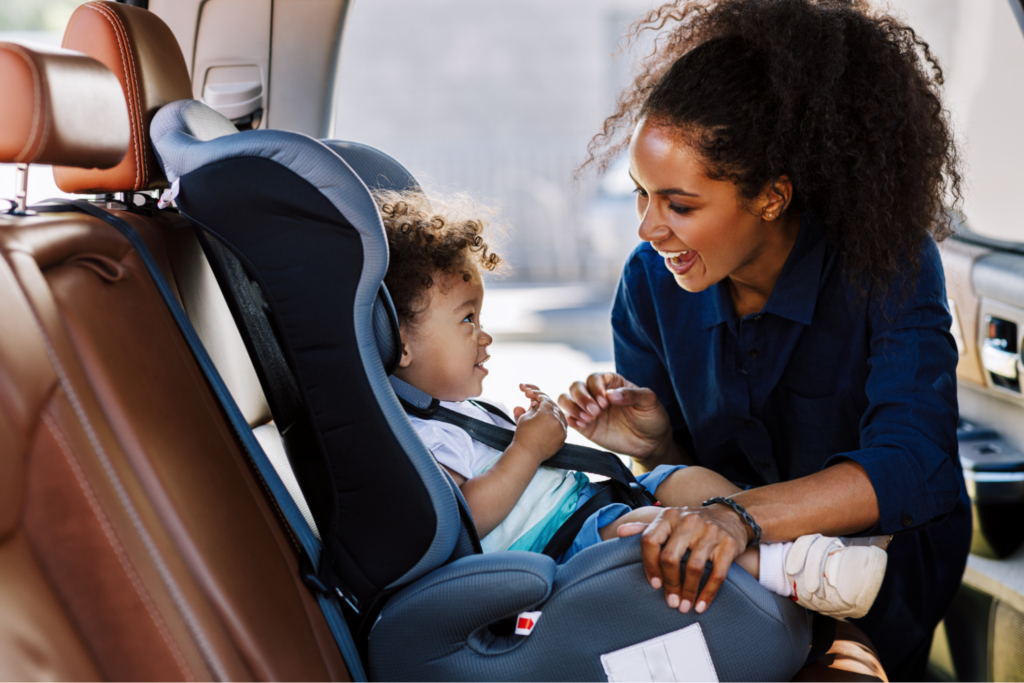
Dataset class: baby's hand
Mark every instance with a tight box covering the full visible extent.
[511,384,567,462]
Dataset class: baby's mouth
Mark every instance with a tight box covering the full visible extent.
[475,356,490,374]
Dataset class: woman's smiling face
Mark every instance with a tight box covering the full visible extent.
[628,118,786,294]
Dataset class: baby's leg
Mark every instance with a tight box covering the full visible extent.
[651,465,743,508]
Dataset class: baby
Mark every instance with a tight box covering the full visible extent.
[378,189,887,620]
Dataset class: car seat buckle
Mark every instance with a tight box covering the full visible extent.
[514,611,542,636]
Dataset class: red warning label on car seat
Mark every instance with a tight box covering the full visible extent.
[514,611,542,636]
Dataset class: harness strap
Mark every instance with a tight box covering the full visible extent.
[56,199,367,681]
[431,404,656,508]
[539,484,619,560]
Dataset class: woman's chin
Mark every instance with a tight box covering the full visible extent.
[672,272,712,293]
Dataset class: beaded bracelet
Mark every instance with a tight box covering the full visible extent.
[702,496,762,547]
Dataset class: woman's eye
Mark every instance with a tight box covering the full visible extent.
[669,203,692,215]
[632,187,648,198]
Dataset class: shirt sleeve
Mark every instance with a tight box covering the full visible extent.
[825,237,963,535]
[612,248,692,443]
[411,419,480,480]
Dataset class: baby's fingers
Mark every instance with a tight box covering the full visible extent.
[617,522,649,537]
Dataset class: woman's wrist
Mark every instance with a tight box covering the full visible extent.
[633,435,685,473]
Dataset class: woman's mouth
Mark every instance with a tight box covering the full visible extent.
[658,249,699,275]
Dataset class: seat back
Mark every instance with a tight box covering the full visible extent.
[152,100,470,635]
[0,20,350,682]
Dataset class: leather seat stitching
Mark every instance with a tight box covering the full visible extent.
[83,3,141,189]
[7,44,43,162]
[42,410,197,682]
[20,288,228,680]
[91,3,147,188]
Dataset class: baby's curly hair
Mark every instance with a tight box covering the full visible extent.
[582,0,963,301]
[377,190,503,326]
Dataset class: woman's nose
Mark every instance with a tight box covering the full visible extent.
[637,206,671,244]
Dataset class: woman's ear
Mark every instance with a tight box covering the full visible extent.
[760,175,793,220]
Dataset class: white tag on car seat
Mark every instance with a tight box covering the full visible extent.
[514,611,542,636]
[600,623,718,682]
[158,177,180,209]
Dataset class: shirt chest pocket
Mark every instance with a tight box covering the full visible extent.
[781,389,862,478]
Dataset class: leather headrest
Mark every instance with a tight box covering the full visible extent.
[54,1,192,194]
[0,42,128,168]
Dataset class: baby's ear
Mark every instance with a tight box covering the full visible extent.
[397,323,413,369]
[398,343,413,369]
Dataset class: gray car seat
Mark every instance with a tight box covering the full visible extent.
[150,98,812,682]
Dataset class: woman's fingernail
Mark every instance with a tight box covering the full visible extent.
[667,594,680,609]
[597,395,608,409]
[587,403,601,416]
[650,577,662,589]
[680,600,691,613]
[696,601,707,614]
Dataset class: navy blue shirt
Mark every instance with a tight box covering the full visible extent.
[612,213,971,677]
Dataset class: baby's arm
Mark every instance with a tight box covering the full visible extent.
[456,385,567,538]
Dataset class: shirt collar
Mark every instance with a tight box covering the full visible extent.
[701,212,827,329]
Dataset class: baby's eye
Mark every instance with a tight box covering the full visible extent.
[463,313,474,323]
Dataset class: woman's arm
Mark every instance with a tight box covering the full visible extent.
[627,460,879,614]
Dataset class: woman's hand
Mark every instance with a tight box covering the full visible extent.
[618,505,752,614]
[557,372,677,468]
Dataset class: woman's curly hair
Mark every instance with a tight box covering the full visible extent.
[377,190,503,326]
[583,0,963,299]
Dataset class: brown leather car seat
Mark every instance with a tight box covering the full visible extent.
[0,30,348,683]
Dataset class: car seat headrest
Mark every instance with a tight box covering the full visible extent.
[54,1,192,194]
[0,42,128,168]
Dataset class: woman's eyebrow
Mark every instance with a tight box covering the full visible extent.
[628,172,699,198]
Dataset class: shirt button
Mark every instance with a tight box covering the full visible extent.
[748,349,759,358]
[902,514,913,528]
[753,315,763,321]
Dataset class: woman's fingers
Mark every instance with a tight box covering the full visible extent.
[585,373,611,409]
[636,508,744,614]
[565,380,600,423]
[641,509,697,607]
[694,544,737,614]
[679,533,719,613]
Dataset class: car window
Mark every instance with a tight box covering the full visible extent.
[887,0,1024,244]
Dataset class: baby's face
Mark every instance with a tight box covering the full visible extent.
[395,273,492,402]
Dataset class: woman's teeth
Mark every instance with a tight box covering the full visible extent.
[657,250,692,259]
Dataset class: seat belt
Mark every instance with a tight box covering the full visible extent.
[54,199,368,681]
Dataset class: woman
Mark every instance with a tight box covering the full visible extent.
[559,1,971,680]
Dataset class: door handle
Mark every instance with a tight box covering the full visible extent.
[981,340,1019,380]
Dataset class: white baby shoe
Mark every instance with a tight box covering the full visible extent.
[784,534,887,620]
